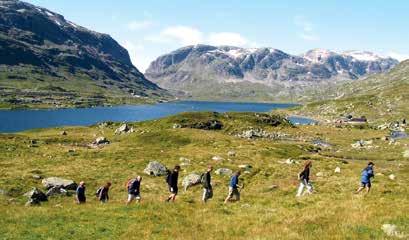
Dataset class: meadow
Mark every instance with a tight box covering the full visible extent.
[0,112,408,239]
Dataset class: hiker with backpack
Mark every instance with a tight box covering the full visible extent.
[296,161,313,197]
[201,165,213,203]
[126,176,142,205]
[76,181,86,204]
[96,182,112,203]
[165,165,180,202]
[356,162,375,194]
[224,170,242,203]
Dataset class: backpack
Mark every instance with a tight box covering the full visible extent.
[200,173,206,186]
[95,187,103,197]
[126,179,135,190]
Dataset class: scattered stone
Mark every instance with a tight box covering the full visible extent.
[42,177,77,190]
[312,139,332,148]
[144,161,168,176]
[215,168,233,176]
[316,172,325,177]
[391,131,408,140]
[334,167,341,173]
[212,156,223,162]
[182,173,202,191]
[403,150,409,158]
[351,140,374,149]
[93,137,110,145]
[179,157,191,166]
[0,189,6,195]
[46,186,69,197]
[236,128,289,140]
[172,123,182,129]
[31,174,42,180]
[388,174,396,180]
[381,224,407,238]
[228,150,236,157]
[280,158,296,165]
[115,124,130,134]
[238,164,252,171]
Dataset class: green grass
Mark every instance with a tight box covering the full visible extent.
[0,112,408,239]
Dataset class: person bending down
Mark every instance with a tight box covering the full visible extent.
[356,162,375,194]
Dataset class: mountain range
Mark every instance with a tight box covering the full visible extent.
[0,0,168,108]
[146,45,398,102]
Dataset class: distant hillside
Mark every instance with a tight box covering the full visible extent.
[145,45,398,102]
[291,60,409,123]
[0,0,170,108]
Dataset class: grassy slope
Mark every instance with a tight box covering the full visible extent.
[289,60,409,124]
[0,112,408,239]
[0,65,165,109]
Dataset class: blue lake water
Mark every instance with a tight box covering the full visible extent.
[0,101,315,133]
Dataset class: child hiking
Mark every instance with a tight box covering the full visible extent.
[201,165,213,203]
[224,170,242,203]
[356,162,375,194]
[165,165,180,202]
[296,161,313,197]
[126,176,142,205]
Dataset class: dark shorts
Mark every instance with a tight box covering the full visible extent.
[78,196,86,203]
[361,182,371,188]
[169,186,178,195]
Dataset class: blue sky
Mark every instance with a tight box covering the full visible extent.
[26,0,409,72]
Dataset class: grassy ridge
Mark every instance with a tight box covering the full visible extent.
[0,112,408,239]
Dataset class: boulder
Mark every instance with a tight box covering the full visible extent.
[93,137,110,145]
[215,168,233,176]
[115,124,130,134]
[46,186,69,197]
[172,123,182,129]
[24,187,48,202]
[42,177,77,190]
[388,174,396,180]
[182,173,202,191]
[282,158,296,165]
[31,174,42,180]
[334,167,341,173]
[179,157,191,166]
[144,161,168,176]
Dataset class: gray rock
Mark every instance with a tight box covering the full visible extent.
[0,189,6,195]
[46,186,69,197]
[115,124,130,134]
[173,123,182,129]
[238,164,252,171]
[212,156,224,161]
[403,150,409,158]
[215,168,233,176]
[42,177,77,190]
[93,137,109,145]
[144,161,168,176]
[31,174,43,180]
[24,187,48,202]
[182,173,202,191]
[381,224,407,238]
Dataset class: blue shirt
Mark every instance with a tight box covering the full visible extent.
[230,175,239,188]
[361,166,374,183]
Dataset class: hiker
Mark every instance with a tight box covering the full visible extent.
[76,181,86,204]
[126,176,142,205]
[356,162,375,194]
[202,165,213,203]
[97,182,112,203]
[165,165,180,202]
[296,161,313,197]
[224,170,242,203]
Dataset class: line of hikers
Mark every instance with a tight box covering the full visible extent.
[75,161,375,204]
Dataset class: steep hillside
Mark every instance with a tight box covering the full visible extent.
[0,0,169,108]
[145,45,398,102]
[290,60,409,123]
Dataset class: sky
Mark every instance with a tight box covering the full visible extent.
[26,0,409,72]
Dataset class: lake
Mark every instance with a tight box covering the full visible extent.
[0,101,315,133]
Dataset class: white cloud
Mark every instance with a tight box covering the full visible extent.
[387,52,409,61]
[159,26,204,45]
[146,25,253,48]
[127,20,154,31]
[208,32,248,46]
[294,16,319,41]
